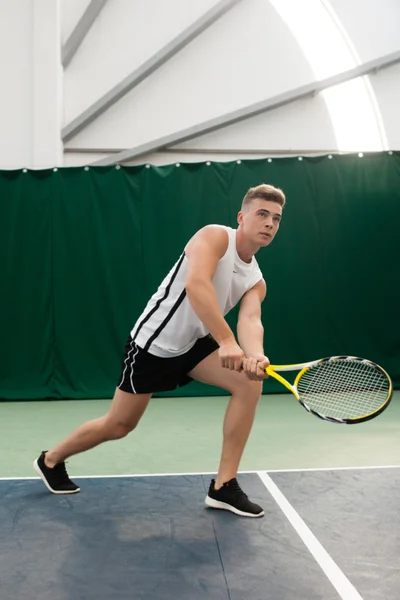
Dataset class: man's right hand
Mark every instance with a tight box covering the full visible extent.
[218,339,245,372]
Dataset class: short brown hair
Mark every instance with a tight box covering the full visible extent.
[241,184,286,210]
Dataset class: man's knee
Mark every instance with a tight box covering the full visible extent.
[103,390,151,441]
[103,419,135,441]
[231,377,263,402]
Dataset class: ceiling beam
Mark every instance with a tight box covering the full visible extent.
[62,0,109,68]
[90,49,400,166]
[62,0,243,142]
[65,146,341,156]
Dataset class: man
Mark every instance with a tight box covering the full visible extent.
[34,183,285,518]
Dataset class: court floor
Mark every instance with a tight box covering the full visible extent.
[1,468,399,599]
[1,392,399,599]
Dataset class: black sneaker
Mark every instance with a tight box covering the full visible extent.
[205,478,264,518]
[33,451,80,494]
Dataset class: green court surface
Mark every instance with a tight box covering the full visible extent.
[2,392,399,478]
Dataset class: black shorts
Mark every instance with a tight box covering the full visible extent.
[117,334,219,394]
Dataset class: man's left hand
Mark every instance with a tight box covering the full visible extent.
[242,354,270,381]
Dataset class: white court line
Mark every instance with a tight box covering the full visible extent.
[257,471,363,600]
[0,470,253,481]
[264,464,400,474]
[1,464,399,481]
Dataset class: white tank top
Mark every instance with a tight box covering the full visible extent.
[131,225,263,357]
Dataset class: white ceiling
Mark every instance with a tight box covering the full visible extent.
[61,0,400,166]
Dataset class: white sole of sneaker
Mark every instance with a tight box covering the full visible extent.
[33,459,80,495]
[205,495,264,518]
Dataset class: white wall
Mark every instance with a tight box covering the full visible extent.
[329,0,400,62]
[369,63,400,149]
[0,0,62,169]
[0,1,33,168]
[1,0,400,170]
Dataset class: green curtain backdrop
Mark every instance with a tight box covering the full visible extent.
[1,153,399,400]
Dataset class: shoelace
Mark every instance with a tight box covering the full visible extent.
[225,479,248,500]
[52,462,71,483]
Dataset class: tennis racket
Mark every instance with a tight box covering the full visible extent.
[264,355,392,424]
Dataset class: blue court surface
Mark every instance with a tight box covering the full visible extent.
[1,468,399,600]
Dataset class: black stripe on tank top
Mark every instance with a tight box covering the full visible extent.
[143,288,187,352]
[132,252,186,342]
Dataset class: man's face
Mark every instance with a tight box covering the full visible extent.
[238,198,282,246]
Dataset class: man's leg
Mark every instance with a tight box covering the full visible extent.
[188,350,264,517]
[45,389,151,466]
[34,388,151,493]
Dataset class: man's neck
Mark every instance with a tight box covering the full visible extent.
[235,227,260,263]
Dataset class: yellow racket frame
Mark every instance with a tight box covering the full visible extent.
[264,364,305,399]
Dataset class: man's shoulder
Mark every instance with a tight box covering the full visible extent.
[190,224,232,242]
[200,224,232,233]
[185,224,231,258]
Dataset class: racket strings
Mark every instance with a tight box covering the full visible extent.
[297,360,390,419]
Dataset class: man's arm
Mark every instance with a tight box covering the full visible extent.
[185,226,244,371]
[237,280,270,379]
